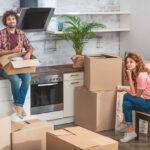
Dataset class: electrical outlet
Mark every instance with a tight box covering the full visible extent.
[96,39,104,48]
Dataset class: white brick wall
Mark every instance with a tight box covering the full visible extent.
[0,0,120,66]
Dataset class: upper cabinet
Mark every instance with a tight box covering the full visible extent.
[46,11,130,34]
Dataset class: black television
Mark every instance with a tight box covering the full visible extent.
[17,8,55,32]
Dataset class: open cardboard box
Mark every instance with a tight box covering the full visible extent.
[46,126,118,150]
[0,52,40,75]
[84,53,122,91]
[11,119,54,150]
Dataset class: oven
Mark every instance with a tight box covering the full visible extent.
[31,67,63,115]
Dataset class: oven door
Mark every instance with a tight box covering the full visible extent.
[31,81,63,115]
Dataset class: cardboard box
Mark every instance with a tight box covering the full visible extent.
[75,87,116,132]
[46,126,118,150]
[0,52,40,75]
[84,53,122,91]
[11,119,54,150]
[122,60,150,85]
[0,114,11,150]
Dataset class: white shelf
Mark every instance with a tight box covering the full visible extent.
[54,11,130,15]
[47,28,130,34]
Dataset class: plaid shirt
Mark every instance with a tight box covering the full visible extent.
[0,28,33,52]
[0,28,33,71]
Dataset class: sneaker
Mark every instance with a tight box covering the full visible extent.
[120,132,137,142]
[116,123,127,132]
[22,108,27,117]
[12,105,23,119]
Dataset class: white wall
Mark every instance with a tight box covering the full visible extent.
[120,0,150,60]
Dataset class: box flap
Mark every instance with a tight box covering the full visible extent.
[64,126,99,138]
[0,52,24,67]
[11,121,26,132]
[85,53,121,59]
[49,129,73,136]
[11,59,40,69]
[24,119,41,124]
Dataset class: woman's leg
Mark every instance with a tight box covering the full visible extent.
[120,93,150,142]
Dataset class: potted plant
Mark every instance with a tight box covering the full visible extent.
[58,15,106,68]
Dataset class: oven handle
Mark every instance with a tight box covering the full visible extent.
[37,83,58,87]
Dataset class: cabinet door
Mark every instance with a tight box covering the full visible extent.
[63,79,83,117]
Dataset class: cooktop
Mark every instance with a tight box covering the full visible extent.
[34,67,59,73]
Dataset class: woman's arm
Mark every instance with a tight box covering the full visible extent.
[127,70,136,94]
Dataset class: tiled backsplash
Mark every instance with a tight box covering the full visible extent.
[0,0,120,66]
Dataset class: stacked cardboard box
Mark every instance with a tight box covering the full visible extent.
[11,119,54,150]
[75,53,122,132]
[46,126,118,150]
[0,114,11,150]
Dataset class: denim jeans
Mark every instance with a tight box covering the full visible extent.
[123,93,150,124]
[0,70,31,106]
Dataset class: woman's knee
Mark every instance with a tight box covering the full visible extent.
[123,93,130,100]
[123,100,132,110]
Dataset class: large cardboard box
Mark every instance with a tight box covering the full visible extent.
[122,60,150,85]
[0,114,11,150]
[0,52,40,75]
[84,53,122,91]
[11,119,54,150]
[46,126,118,150]
[75,87,116,132]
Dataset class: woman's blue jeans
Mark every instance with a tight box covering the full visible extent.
[123,93,150,124]
[0,70,31,106]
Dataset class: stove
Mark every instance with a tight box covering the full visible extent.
[35,67,59,74]
[31,67,63,84]
[31,66,64,115]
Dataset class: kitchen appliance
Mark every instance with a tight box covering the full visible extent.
[31,67,63,115]
[17,8,55,32]
[17,0,55,32]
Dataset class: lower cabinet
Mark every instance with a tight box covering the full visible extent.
[63,72,83,117]
[0,79,31,116]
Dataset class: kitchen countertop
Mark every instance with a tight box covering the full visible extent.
[0,64,84,79]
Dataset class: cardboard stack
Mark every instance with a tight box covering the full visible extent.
[46,126,118,150]
[0,114,11,150]
[11,119,54,150]
[75,53,122,132]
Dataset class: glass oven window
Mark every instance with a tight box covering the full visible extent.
[31,82,63,107]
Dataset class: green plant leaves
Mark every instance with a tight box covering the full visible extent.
[57,15,106,55]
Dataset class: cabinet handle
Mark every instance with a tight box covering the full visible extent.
[70,74,79,77]
[70,82,80,85]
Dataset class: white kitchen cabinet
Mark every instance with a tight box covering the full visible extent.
[63,72,83,117]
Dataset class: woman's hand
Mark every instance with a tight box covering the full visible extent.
[117,88,130,93]
[126,69,132,77]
